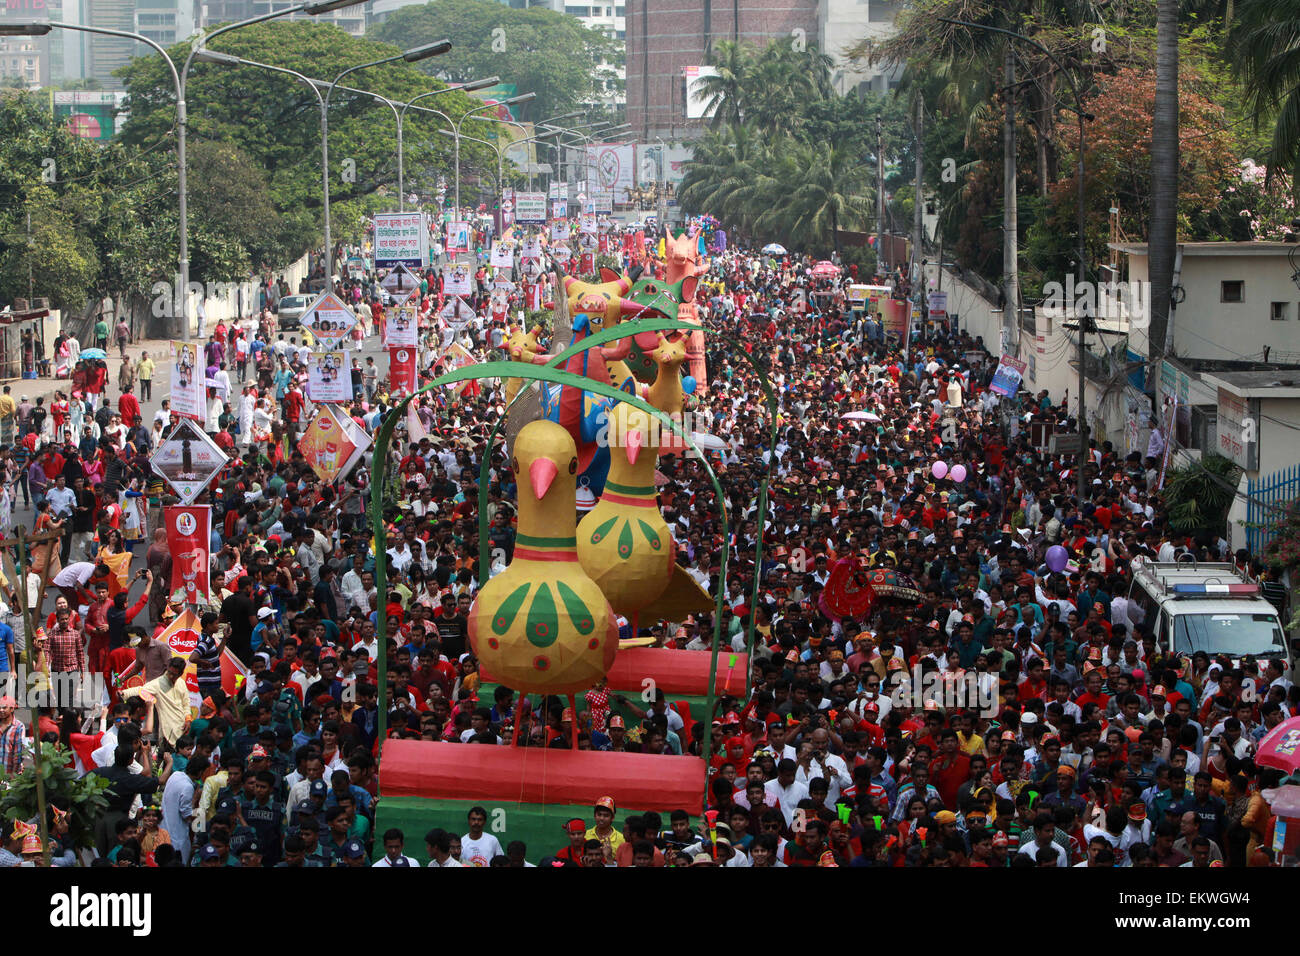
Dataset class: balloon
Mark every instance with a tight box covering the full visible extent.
[951,464,967,483]
[931,461,948,480]
[682,375,697,395]
[1045,545,1069,574]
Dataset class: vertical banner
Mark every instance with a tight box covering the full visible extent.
[307,352,351,402]
[490,240,515,269]
[389,346,417,397]
[165,505,212,606]
[387,300,419,349]
[443,262,473,296]
[446,220,471,254]
[170,341,205,422]
[881,298,910,340]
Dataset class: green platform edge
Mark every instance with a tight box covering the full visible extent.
[374,795,698,866]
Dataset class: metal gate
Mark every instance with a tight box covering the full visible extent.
[1246,464,1300,553]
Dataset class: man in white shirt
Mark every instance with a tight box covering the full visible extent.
[372,829,419,867]
[795,729,853,805]
[460,807,505,867]
[425,828,462,867]
[764,759,810,826]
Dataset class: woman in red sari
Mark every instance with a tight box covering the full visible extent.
[70,361,89,400]
[90,360,107,395]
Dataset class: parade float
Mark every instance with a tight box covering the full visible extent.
[371,257,775,862]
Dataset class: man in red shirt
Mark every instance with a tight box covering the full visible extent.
[929,730,972,809]
[118,384,141,426]
[283,383,305,437]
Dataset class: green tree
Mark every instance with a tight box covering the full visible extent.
[117,21,498,268]
[1231,0,1300,188]
[0,186,100,310]
[369,0,622,125]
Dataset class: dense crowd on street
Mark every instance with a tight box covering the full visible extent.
[0,225,1294,869]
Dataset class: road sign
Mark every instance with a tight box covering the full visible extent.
[150,419,229,506]
[380,263,421,302]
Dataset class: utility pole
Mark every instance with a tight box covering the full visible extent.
[876,116,886,276]
[913,96,924,283]
[26,209,33,302]
[1003,40,1020,357]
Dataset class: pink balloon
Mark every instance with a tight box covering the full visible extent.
[931,461,948,480]
[951,464,967,483]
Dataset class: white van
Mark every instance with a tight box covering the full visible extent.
[1128,559,1294,676]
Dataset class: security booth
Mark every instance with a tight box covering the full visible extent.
[0,301,52,379]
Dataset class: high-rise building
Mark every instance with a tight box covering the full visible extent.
[627,0,903,141]
[197,0,364,37]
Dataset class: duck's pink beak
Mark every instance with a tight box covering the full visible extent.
[625,429,643,466]
[529,457,558,500]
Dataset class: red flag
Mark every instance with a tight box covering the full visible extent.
[164,505,211,605]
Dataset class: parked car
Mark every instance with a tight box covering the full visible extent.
[277,294,311,329]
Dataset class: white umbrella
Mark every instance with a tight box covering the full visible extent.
[841,411,882,422]
[761,243,788,255]
[691,432,728,451]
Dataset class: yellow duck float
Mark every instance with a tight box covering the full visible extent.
[577,401,713,637]
[468,419,619,746]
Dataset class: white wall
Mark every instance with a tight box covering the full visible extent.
[184,254,310,326]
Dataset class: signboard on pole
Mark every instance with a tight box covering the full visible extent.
[165,505,212,605]
[989,354,1028,398]
[169,341,205,423]
[380,263,421,303]
[551,198,568,220]
[514,192,547,225]
[374,212,428,269]
[150,418,229,505]
[443,262,473,297]
[927,290,948,321]
[389,346,418,397]
[307,352,351,403]
[490,240,515,269]
[298,406,358,484]
[388,300,419,348]
[300,291,358,351]
[588,144,635,202]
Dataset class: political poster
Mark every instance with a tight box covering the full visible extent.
[927,290,948,321]
[297,406,358,484]
[307,352,350,403]
[443,262,473,296]
[550,220,569,244]
[387,300,419,349]
[490,240,515,269]
[169,341,205,422]
[374,212,428,269]
[551,198,568,220]
[164,505,211,606]
[150,418,229,505]
[446,220,471,253]
[389,346,418,397]
[989,354,1028,398]
[300,291,358,351]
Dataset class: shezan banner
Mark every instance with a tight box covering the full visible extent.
[165,505,211,606]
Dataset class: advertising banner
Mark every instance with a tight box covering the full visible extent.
[169,341,204,422]
[165,505,211,606]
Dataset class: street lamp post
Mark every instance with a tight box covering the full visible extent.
[321,40,452,291]
[179,0,364,339]
[398,76,499,210]
[452,93,535,212]
[940,17,1094,498]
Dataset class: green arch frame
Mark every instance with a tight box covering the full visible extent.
[368,315,779,805]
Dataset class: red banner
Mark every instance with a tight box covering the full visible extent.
[165,505,211,605]
[598,233,609,255]
[389,345,417,398]
[580,252,594,274]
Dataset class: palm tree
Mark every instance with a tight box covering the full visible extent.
[1148,0,1179,368]
[696,40,753,129]
[757,141,875,257]
[1231,0,1300,187]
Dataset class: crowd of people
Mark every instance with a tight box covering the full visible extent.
[0,228,1293,869]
